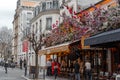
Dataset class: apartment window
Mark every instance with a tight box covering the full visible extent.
[63,0,65,3]
[46,18,52,30]
[32,25,34,34]
[50,2,52,8]
[36,22,38,33]
[38,6,40,13]
[35,7,39,15]
[39,20,42,32]
[27,12,32,21]
[46,2,53,9]
[34,10,36,16]
[53,0,58,9]
[42,2,46,11]
[47,2,50,9]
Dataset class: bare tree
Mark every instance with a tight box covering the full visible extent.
[29,32,42,78]
[21,25,42,78]
[0,27,13,60]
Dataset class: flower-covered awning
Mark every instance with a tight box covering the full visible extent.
[45,16,91,47]
[45,1,120,48]
[84,5,120,46]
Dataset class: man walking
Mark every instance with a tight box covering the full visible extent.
[23,59,27,76]
[74,60,80,80]
[46,59,52,76]
[4,60,8,74]
[20,58,23,69]
[85,60,92,80]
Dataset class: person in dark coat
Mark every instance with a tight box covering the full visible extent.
[4,60,8,74]
[20,58,23,69]
[23,59,27,76]
[74,60,80,80]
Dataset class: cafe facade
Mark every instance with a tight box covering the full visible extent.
[85,28,120,73]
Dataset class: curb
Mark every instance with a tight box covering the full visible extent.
[21,75,31,80]
[21,75,68,80]
[21,75,44,80]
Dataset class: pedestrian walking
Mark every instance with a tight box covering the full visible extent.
[80,60,84,80]
[20,58,23,69]
[23,59,27,76]
[85,60,92,80]
[74,60,80,80]
[46,59,52,76]
[4,60,8,74]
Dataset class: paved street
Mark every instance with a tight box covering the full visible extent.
[0,66,25,80]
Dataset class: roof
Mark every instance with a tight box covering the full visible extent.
[76,0,116,16]
[21,1,39,7]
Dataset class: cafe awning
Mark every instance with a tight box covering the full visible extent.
[39,39,83,56]
[84,28,120,47]
[39,42,70,56]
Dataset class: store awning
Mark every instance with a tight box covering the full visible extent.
[39,43,70,56]
[39,39,83,56]
[84,28,120,47]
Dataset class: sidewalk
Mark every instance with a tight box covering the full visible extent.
[21,71,68,80]
[22,75,68,80]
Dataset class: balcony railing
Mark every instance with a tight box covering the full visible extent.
[34,0,59,17]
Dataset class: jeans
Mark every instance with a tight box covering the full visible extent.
[75,73,80,80]
[85,69,92,80]
[47,66,52,76]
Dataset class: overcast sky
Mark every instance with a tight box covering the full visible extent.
[0,0,17,29]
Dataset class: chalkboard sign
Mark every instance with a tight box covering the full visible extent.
[29,66,36,74]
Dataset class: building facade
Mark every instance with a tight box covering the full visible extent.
[12,0,40,65]
[31,0,61,66]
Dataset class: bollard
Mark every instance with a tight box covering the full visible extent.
[43,68,45,80]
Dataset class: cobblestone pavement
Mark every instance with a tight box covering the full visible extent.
[0,66,25,80]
